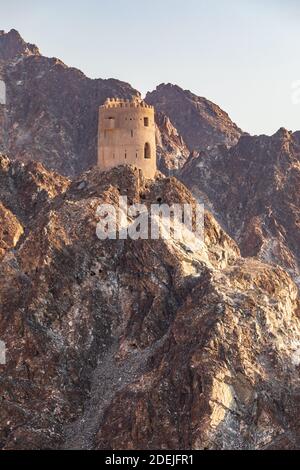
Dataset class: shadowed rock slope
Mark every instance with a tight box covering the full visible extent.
[0,29,40,61]
[0,160,300,450]
[146,83,243,152]
[180,128,300,286]
[155,111,190,174]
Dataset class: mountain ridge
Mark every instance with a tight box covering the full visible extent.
[146,82,244,151]
[1,29,300,450]
[180,127,300,285]
[1,29,245,176]
[0,159,300,449]
[0,29,40,61]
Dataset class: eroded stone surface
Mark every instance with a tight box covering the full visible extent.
[180,129,300,286]
[146,83,243,151]
[0,161,299,450]
[0,202,23,260]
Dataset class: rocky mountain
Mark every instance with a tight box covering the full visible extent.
[180,128,300,285]
[0,201,23,261]
[0,153,69,226]
[0,29,40,61]
[1,28,300,452]
[0,30,244,178]
[155,111,190,174]
[0,29,140,176]
[0,159,300,450]
[146,83,244,152]
[0,30,190,177]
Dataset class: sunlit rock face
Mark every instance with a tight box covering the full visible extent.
[155,111,190,174]
[146,83,244,152]
[180,128,300,286]
[0,159,300,450]
[0,202,23,260]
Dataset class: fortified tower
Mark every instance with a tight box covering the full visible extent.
[98,97,156,179]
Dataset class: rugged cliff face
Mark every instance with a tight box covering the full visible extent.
[155,111,190,174]
[0,154,69,226]
[1,28,300,452]
[0,29,40,61]
[146,83,244,151]
[180,128,300,286]
[0,159,300,450]
[0,202,23,260]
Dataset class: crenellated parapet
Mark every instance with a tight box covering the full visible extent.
[101,97,154,110]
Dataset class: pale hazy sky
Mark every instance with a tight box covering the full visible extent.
[1,0,300,135]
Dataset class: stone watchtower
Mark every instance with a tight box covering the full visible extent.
[98,97,156,179]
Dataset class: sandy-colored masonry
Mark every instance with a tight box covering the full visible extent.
[98,97,157,179]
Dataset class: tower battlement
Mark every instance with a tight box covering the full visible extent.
[101,97,154,110]
[97,96,157,179]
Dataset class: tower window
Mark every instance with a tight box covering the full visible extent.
[105,117,115,129]
[131,130,134,137]
[125,152,127,159]
[144,117,149,127]
[144,142,151,159]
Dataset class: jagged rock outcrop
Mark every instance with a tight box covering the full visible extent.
[155,111,190,174]
[0,202,23,260]
[146,83,244,152]
[0,29,40,61]
[0,30,141,176]
[95,258,300,450]
[180,128,300,285]
[0,153,69,226]
[0,160,300,450]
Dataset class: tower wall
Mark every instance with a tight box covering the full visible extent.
[0,77,8,154]
[98,98,157,179]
